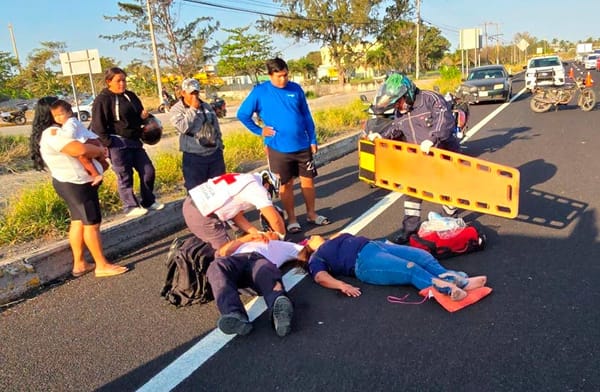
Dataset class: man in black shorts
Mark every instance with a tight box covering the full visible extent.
[237,58,331,233]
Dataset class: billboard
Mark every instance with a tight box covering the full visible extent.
[459,29,481,50]
[59,49,102,76]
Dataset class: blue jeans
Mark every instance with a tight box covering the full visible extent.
[182,150,225,191]
[354,241,448,290]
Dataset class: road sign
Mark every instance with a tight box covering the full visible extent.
[517,39,529,52]
[59,49,101,76]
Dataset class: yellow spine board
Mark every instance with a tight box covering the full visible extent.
[358,139,520,218]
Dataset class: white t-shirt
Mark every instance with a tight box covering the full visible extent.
[61,117,100,143]
[188,173,272,220]
[40,126,96,184]
[233,240,303,268]
[60,117,103,175]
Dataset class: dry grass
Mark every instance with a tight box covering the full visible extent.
[0,136,30,174]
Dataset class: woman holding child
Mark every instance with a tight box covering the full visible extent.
[30,96,129,278]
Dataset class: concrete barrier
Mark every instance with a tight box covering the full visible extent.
[0,131,361,305]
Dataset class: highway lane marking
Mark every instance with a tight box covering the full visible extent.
[137,96,518,391]
[461,87,526,142]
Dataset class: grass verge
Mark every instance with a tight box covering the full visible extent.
[0,100,367,246]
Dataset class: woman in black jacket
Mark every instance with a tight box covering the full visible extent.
[90,67,163,218]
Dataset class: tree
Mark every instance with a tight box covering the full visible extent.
[9,41,69,98]
[217,26,279,83]
[288,56,318,80]
[263,0,385,85]
[418,25,451,70]
[101,1,220,77]
[0,51,19,98]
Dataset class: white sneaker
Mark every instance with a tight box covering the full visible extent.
[125,207,148,218]
[148,202,164,211]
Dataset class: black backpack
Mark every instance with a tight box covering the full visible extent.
[160,236,215,307]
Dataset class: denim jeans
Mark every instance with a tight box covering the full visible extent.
[182,150,225,191]
[354,241,448,289]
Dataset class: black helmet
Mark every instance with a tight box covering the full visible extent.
[372,72,417,114]
[140,115,163,145]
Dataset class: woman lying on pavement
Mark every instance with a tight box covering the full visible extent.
[207,232,302,337]
[294,232,487,301]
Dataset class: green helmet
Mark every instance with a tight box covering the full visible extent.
[372,72,417,114]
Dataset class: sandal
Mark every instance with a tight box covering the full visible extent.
[95,265,129,278]
[286,222,302,234]
[306,215,331,226]
[72,263,96,278]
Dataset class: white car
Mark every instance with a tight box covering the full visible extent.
[71,97,94,122]
[524,55,566,91]
[583,54,599,70]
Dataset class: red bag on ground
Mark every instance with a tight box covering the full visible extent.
[408,224,486,259]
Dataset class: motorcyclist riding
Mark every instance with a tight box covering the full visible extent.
[367,72,460,244]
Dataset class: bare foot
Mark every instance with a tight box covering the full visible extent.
[432,278,467,301]
[95,264,129,278]
[450,287,467,301]
[464,276,487,290]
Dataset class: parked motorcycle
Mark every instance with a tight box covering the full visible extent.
[209,95,227,118]
[0,103,28,125]
[529,78,596,113]
[158,91,177,113]
[360,93,394,136]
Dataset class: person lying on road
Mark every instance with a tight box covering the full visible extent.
[294,232,487,301]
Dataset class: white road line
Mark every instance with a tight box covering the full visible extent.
[138,93,519,391]
[461,88,526,142]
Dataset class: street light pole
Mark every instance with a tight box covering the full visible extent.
[415,0,420,80]
[8,23,21,72]
[146,0,163,105]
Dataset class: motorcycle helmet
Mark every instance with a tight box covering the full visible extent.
[257,170,280,200]
[140,115,163,145]
[372,72,417,114]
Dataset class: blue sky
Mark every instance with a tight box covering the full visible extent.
[1,0,599,68]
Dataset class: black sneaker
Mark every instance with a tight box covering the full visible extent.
[217,312,253,336]
[272,296,294,337]
[391,230,412,245]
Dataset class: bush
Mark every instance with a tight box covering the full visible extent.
[305,90,317,99]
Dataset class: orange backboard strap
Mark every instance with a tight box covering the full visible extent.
[358,139,520,219]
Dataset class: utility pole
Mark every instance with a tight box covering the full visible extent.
[146,0,163,105]
[7,23,21,71]
[482,22,489,64]
[415,0,420,80]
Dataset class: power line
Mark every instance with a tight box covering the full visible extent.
[181,0,374,24]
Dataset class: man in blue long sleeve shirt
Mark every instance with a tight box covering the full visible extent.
[237,58,331,234]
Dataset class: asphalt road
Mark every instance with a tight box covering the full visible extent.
[1,69,600,392]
